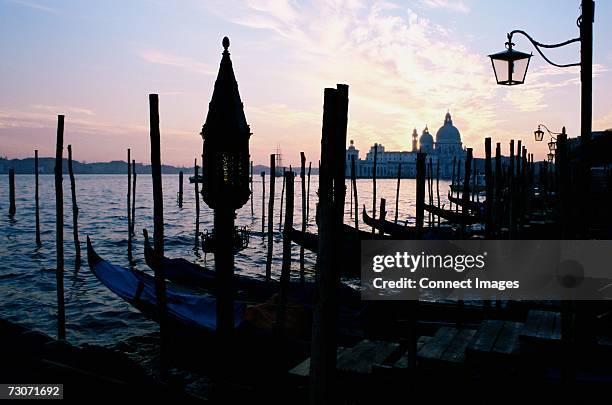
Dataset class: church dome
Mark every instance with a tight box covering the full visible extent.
[419,126,434,147]
[435,112,461,145]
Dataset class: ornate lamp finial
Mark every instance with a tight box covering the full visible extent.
[222,36,230,51]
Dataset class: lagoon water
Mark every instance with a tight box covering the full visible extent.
[0,173,451,346]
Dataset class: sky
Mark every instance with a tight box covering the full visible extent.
[1,0,611,166]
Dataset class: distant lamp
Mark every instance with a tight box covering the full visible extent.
[534,126,545,142]
[547,153,555,163]
[489,36,532,86]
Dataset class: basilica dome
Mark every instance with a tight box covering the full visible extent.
[436,112,461,145]
[419,126,434,147]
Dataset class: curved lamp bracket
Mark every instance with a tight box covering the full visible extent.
[508,30,581,68]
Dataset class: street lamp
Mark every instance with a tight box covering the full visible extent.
[547,153,555,163]
[490,2,595,235]
[534,124,565,153]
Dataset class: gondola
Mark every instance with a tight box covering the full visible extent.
[188,174,203,183]
[447,194,485,214]
[288,223,389,277]
[87,236,244,332]
[424,203,481,225]
[361,207,458,239]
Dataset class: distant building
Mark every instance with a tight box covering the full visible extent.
[346,112,466,179]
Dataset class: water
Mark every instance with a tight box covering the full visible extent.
[0,173,451,346]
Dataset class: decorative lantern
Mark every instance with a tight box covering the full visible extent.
[548,140,557,152]
[547,152,555,163]
[534,126,545,142]
[201,37,252,210]
[489,35,532,86]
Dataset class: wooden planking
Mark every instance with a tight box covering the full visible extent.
[289,347,350,378]
[468,320,504,353]
[394,336,431,369]
[521,310,560,341]
[492,321,523,355]
[418,327,460,360]
[337,340,400,374]
[440,329,477,363]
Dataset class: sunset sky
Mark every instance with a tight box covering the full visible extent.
[1,0,611,166]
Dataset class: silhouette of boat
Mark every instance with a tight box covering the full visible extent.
[188,174,203,183]
[447,195,485,213]
[424,204,481,225]
[361,207,458,239]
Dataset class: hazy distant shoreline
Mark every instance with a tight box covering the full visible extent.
[0,157,314,175]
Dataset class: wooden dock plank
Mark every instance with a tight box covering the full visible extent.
[337,340,400,374]
[441,329,476,363]
[418,327,460,360]
[521,310,542,338]
[492,321,522,355]
[289,347,350,377]
[468,320,503,353]
[393,336,431,370]
[536,310,555,339]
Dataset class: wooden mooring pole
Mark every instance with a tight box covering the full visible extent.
[266,154,276,281]
[54,115,66,340]
[127,149,133,263]
[8,169,16,217]
[131,159,136,236]
[178,171,184,207]
[67,145,81,268]
[350,155,359,230]
[371,143,378,234]
[35,150,41,245]
[415,152,426,237]
[250,160,254,216]
[194,159,200,249]
[300,152,307,282]
[275,171,294,338]
[279,168,286,232]
[261,171,266,235]
[310,84,348,404]
[148,94,169,367]
[379,198,386,235]
[306,162,312,226]
[484,138,493,238]
[462,149,473,216]
[394,163,401,224]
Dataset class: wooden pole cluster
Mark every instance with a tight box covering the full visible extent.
[35,150,41,245]
[54,115,66,340]
[148,94,169,366]
[8,169,16,217]
[265,154,276,281]
[67,145,80,269]
[484,138,494,238]
[306,162,312,227]
[309,84,349,405]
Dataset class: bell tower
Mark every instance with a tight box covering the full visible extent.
[411,128,418,152]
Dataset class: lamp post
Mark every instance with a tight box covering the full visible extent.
[534,124,565,154]
[201,37,252,340]
[490,0,595,236]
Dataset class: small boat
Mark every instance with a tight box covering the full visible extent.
[188,174,203,184]
[424,204,481,225]
[362,207,458,239]
[87,236,244,332]
[87,237,362,340]
[448,195,485,213]
[143,229,277,301]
